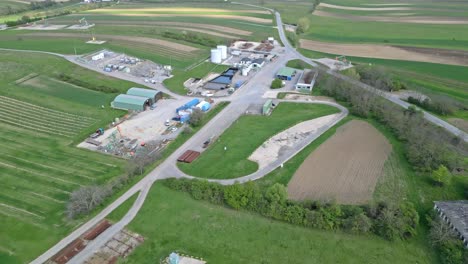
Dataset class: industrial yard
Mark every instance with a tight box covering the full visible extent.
[1,1,467,264]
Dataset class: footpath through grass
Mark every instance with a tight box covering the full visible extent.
[178,103,340,179]
[122,183,434,264]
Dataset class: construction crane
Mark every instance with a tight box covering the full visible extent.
[79,17,89,27]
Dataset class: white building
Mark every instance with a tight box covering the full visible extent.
[295,69,318,92]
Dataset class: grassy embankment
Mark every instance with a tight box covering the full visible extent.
[110,182,435,264]
[178,103,340,179]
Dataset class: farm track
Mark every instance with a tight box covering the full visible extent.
[313,9,468,25]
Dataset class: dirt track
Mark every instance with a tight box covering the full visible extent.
[313,10,468,25]
[319,3,412,11]
[300,39,468,66]
[287,120,392,204]
[23,33,198,52]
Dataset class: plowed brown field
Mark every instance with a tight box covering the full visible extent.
[288,120,392,204]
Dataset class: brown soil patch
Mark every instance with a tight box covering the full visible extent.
[24,33,198,52]
[288,120,392,204]
[319,3,412,11]
[99,13,272,24]
[448,118,468,133]
[300,39,468,66]
[313,10,468,25]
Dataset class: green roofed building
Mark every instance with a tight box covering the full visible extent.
[111,94,149,111]
[262,99,273,115]
[126,87,162,104]
[276,67,296,81]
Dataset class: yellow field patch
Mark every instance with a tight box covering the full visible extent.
[89,7,270,14]
[100,13,272,24]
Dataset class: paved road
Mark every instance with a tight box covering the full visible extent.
[23,4,467,262]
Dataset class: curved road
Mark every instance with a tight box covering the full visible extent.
[25,3,467,263]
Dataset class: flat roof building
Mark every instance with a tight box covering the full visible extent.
[295,69,318,92]
[126,87,162,104]
[434,201,468,248]
[111,94,149,111]
[276,67,296,81]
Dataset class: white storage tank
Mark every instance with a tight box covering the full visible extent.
[211,49,222,64]
[217,45,228,59]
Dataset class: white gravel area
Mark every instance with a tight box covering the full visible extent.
[249,113,341,169]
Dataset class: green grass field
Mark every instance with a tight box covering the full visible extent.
[0,50,140,263]
[119,183,435,264]
[298,0,468,50]
[178,103,340,179]
[299,49,468,106]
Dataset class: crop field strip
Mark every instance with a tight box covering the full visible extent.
[0,122,122,227]
[0,96,96,137]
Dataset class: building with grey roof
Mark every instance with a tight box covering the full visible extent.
[434,201,468,248]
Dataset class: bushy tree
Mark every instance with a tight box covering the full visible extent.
[265,183,287,205]
[270,78,283,89]
[344,213,372,234]
[224,183,251,210]
[66,186,110,219]
[296,17,310,34]
[190,108,205,127]
[431,165,452,186]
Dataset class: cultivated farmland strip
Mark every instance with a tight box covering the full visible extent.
[0,96,96,122]
[0,115,77,137]
[0,161,82,187]
[0,105,91,131]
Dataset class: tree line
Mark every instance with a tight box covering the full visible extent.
[163,178,420,242]
[2,0,57,16]
[348,65,466,116]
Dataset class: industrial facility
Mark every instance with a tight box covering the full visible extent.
[204,68,238,90]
